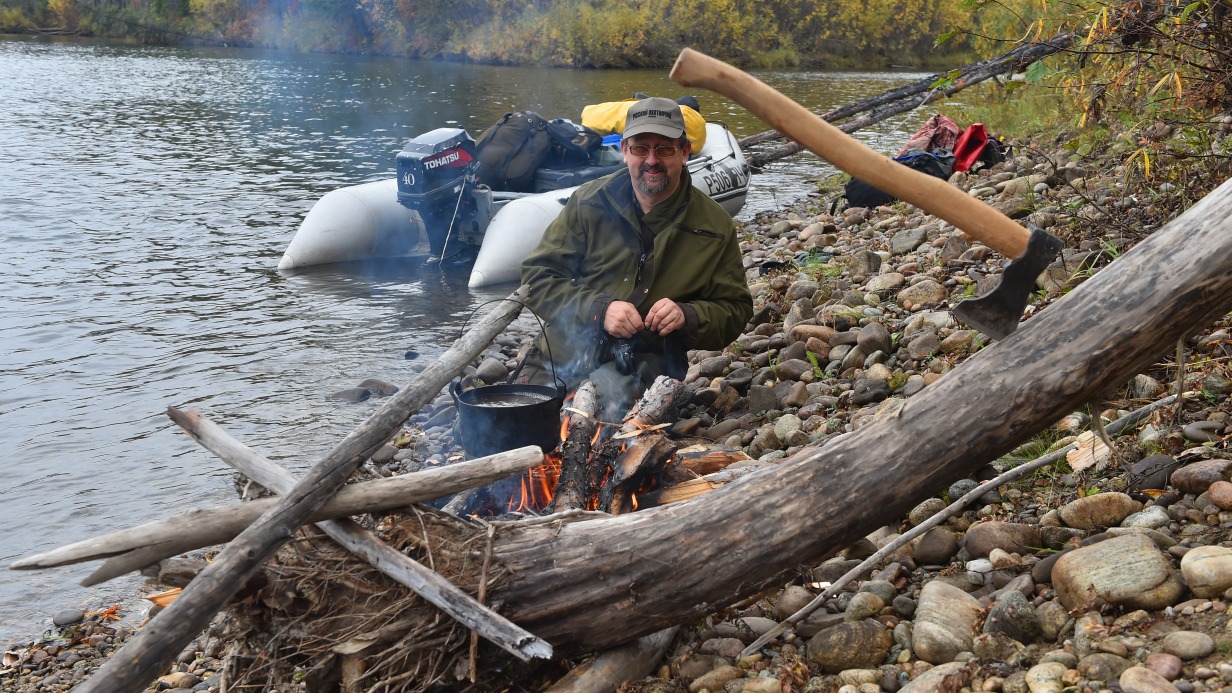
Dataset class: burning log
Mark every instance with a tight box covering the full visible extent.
[662,446,752,484]
[596,432,677,515]
[583,376,689,514]
[549,380,600,512]
[636,465,759,508]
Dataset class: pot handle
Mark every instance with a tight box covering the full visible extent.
[458,299,560,393]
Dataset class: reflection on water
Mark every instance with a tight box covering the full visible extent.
[0,35,958,642]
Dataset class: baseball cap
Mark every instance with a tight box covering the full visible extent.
[623,97,686,139]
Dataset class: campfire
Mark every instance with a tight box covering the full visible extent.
[471,376,754,516]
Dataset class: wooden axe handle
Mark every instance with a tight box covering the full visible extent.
[671,48,1030,259]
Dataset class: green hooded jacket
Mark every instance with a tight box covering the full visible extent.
[521,168,752,382]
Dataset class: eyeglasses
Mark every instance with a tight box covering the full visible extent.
[626,143,680,158]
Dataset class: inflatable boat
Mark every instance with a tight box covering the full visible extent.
[278,121,750,289]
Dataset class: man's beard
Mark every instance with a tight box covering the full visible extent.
[635,163,670,196]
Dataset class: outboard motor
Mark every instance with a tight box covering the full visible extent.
[396,128,477,258]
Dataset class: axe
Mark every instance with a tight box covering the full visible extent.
[670,48,1063,340]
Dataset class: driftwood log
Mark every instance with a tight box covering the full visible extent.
[744,34,1074,168]
[11,446,544,573]
[74,286,534,693]
[475,179,1232,655]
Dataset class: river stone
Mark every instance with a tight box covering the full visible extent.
[1207,480,1232,510]
[675,651,719,680]
[857,322,892,355]
[1127,374,1165,399]
[473,358,509,384]
[940,330,975,354]
[984,590,1041,644]
[1181,545,1232,597]
[912,581,985,664]
[1120,666,1183,693]
[907,331,941,360]
[688,665,744,693]
[993,196,1034,220]
[742,678,784,693]
[1003,671,1030,693]
[972,631,1027,664]
[1170,459,1232,494]
[849,249,883,277]
[774,358,813,381]
[1204,371,1232,394]
[1057,492,1142,529]
[867,272,906,293]
[914,527,960,565]
[1120,505,1171,530]
[697,355,732,378]
[789,324,837,345]
[158,672,202,689]
[1079,653,1132,682]
[776,585,814,619]
[837,669,883,687]
[1144,653,1184,680]
[357,378,399,396]
[329,387,371,402]
[747,385,778,415]
[736,616,779,637]
[1035,600,1070,642]
[1025,661,1067,693]
[964,521,1042,557]
[1161,631,1215,660]
[892,227,929,255]
[1052,533,1184,611]
[806,619,892,673]
[908,497,948,526]
[52,609,84,628]
[940,235,970,262]
[851,379,890,405]
[856,581,897,605]
[899,662,975,693]
[786,280,820,302]
[1000,174,1049,196]
[898,280,948,307]
[700,637,745,658]
[773,414,803,441]
[845,592,886,621]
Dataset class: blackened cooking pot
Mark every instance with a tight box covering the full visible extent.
[450,380,565,458]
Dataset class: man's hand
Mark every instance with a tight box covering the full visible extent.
[645,298,684,336]
[604,301,644,338]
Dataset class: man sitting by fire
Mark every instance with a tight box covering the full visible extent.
[519,96,752,412]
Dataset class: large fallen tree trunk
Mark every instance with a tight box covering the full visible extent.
[745,34,1074,168]
[738,34,1075,149]
[480,178,1232,654]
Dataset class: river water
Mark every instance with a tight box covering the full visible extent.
[0,35,963,642]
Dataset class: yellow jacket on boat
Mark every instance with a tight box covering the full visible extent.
[581,101,707,151]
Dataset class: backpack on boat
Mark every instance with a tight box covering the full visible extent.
[474,111,553,192]
[544,118,603,167]
[840,148,955,210]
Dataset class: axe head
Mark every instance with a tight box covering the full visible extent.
[953,226,1063,340]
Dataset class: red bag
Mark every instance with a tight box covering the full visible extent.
[952,123,990,173]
